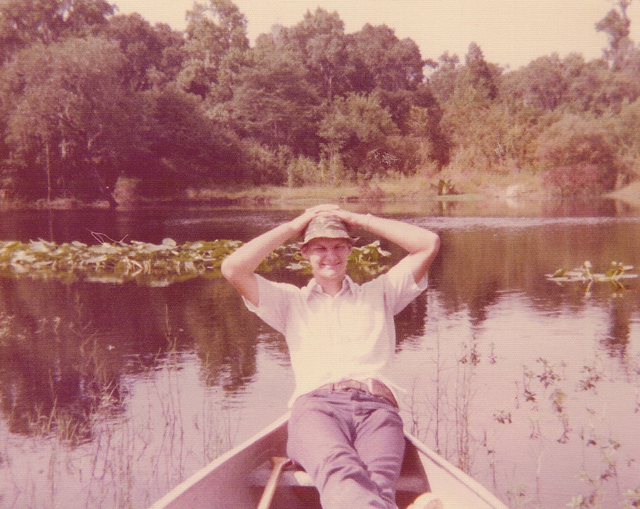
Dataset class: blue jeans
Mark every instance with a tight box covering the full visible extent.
[287,388,405,509]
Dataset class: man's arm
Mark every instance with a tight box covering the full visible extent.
[221,204,339,306]
[334,210,440,283]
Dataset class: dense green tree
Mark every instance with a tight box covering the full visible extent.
[141,85,243,189]
[404,84,451,168]
[279,8,351,102]
[2,0,640,200]
[346,24,426,129]
[319,92,399,177]
[428,43,497,117]
[62,0,114,33]
[596,0,634,71]
[347,23,424,93]
[501,53,640,116]
[492,50,640,177]
[537,114,621,195]
[0,0,113,63]
[434,44,504,172]
[500,54,568,112]
[565,56,640,113]
[99,13,186,91]
[177,0,249,98]
[602,98,640,178]
[2,37,146,204]
[462,42,499,101]
[1,36,241,201]
[217,34,322,158]
[428,52,461,104]
[594,1,640,88]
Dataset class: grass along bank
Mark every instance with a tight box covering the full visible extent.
[5,169,639,211]
[186,171,547,207]
[605,180,640,208]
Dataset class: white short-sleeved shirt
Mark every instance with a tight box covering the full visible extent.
[244,257,428,407]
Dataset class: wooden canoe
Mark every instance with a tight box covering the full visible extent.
[149,413,508,509]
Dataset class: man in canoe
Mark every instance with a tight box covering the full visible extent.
[221,204,441,509]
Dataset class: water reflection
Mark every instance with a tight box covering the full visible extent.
[1,214,637,438]
[0,276,264,440]
[191,281,261,390]
[601,296,633,358]
[0,205,638,508]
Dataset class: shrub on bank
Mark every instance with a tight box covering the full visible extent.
[537,115,621,197]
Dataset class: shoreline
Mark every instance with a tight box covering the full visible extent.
[1,176,639,211]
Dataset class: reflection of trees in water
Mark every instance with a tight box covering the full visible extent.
[190,280,260,391]
[1,218,638,442]
[541,198,619,218]
[0,277,263,440]
[600,296,632,358]
[430,225,638,362]
[467,280,501,328]
[0,307,124,441]
[395,293,428,348]
[0,262,432,442]
[429,231,511,326]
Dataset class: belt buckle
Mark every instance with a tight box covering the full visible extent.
[338,380,359,392]
[334,379,363,392]
[328,379,397,408]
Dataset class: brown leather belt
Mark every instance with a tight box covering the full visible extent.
[317,379,398,408]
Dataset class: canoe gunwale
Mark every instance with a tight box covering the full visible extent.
[149,412,508,509]
[149,414,289,509]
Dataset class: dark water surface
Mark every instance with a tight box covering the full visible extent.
[0,199,639,508]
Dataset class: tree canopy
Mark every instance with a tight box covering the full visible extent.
[1,0,640,205]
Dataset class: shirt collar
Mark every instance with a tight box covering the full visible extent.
[305,275,355,298]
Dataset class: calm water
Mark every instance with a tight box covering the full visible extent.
[0,199,639,509]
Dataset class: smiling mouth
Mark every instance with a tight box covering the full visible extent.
[321,263,342,270]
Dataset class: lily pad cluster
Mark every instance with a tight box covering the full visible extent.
[0,238,390,286]
[547,261,637,293]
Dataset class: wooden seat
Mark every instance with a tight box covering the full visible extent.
[249,461,427,494]
[249,439,430,493]
[248,437,430,508]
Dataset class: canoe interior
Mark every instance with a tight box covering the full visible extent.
[247,424,431,509]
[150,414,508,509]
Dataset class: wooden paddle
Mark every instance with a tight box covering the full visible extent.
[257,456,294,509]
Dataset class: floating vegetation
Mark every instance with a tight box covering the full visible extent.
[0,238,390,286]
[546,261,637,293]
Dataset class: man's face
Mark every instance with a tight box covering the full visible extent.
[302,238,352,281]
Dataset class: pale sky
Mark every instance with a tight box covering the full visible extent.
[111,0,640,70]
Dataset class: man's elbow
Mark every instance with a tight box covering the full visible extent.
[220,257,237,282]
[421,231,440,259]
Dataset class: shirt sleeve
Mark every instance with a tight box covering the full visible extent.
[379,256,429,315]
[242,274,298,335]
